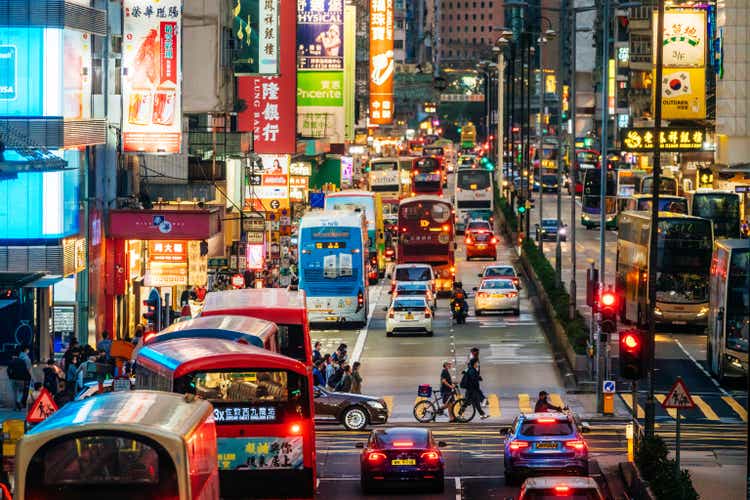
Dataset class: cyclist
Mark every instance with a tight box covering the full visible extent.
[440,360,456,422]
[534,390,563,413]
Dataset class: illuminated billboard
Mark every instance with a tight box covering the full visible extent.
[297,0,344,70]
[122,0,182,153]
[232,0,279,75]
[369,0,394,124]
[654,9,706,68]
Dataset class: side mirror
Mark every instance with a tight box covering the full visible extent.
[579,422,592,433]
[387,290,393,294]
[472,287,478,292]
[478,273,483,278]
[437,440,447,448]
[355,442,365,449]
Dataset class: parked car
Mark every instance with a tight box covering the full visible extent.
[314,385,389,431]
[518,476,604,499]
[357,427,446,493]
[385,297,434,337]
[474,278,520,315]
[535,218,567,242]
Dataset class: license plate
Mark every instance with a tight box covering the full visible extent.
[391,459,416,466]
[536,442,557,449]
[405,313,414,320]
[325,316,337,321]
[491,293,506,298]
[672,321,687,325]
[477,244,487,249]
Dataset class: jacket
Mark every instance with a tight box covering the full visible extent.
[464,366,482,394]
[351,371,362,394]
[336,373,353,393]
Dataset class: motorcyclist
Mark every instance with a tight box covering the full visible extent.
[534,390,563,413]
[450,282,469,318]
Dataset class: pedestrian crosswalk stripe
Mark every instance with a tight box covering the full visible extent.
[691,396,720,421]
[722,396,747,422]
[550,393,565,410]
[518,393,533,414]
[488,394,501,418]
[655,394,683,419]
[383,396,394,417]
[620,393,645,419]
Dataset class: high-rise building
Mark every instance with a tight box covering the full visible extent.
[440,0,505,65]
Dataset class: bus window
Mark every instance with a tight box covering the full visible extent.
[457,170,491,190]
[726,251,750,353]
[278,324,306,363]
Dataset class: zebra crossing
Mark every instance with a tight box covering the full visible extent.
[620,392,747,423]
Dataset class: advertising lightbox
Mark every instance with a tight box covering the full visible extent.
[369,0,394,124]
[297,0,344,70]
[232,0,279,75]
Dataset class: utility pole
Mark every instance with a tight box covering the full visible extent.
[645,0,666,440]
[568,6,578,320]
[537,39,544,256]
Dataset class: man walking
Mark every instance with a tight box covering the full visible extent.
[440,361,456,422]
[351,361,363,394]
[312,341,322,363]
[312,360,325,387]
[464,358,489,419]
[467,347,488,407]
[336,365,353,392]
[7,348,31,411]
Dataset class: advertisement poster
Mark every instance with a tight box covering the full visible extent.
[297,0,344,70]
[654,67,706,120]
[369,0,394,124]
[122,0,182,153]
[216,436,303,471]
[245,154,290,211]
[0,27,45,116]
[232,0,279,75]
[238,75,296,153]
[63,30,91,120]
[654,9,706,68]
[340,156,353,187]
[297,71,345,141]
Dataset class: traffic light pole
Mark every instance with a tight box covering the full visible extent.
[645,0,666,440]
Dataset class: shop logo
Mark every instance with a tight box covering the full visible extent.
[152,215,173,233]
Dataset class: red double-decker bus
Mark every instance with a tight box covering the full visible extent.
[397,196,456,294]
[412,157,444,196]
[135,337,316,499]
[201,288,312,366]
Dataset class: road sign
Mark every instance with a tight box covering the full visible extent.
[662,378,695,409]
[270,199,280,210]
[27,388,58,424]
[603,380,616,394]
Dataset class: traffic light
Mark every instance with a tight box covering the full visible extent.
[142,288,162,332]
[517,199,527,214]
[619,329,644,380]
[599,288,618,334]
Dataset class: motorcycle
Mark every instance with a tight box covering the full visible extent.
[451,299,468,324]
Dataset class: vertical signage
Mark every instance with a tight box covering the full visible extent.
[297,71,345,141]
[297,0,344,70]
[245,154,290,211]
[232,0,279,75]
[123,0,182,153]
[343,4,356,140]
[369,0,394,124]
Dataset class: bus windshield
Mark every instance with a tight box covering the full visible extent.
[692,194,741,238]
[371,161,397,171]
[457,170,491,190]
[637,198,688,214]
[325,196,375,230]
[416,158,440,172]
[726,250,750,353]
[656,221,712,304]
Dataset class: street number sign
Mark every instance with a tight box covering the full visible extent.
[662,378,695,409]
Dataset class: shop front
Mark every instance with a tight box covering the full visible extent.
[105,208,221,338]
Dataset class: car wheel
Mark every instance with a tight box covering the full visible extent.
[342,406,369,431]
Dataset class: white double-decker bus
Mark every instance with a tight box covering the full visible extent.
[454,167,494,231]
[368,157,401,194]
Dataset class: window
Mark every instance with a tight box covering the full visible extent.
[473,26,477,32]
[480,26,484,32]
[480,13,484,19]
[394,39,404,49]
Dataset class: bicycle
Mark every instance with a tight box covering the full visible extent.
[413,385,475,423]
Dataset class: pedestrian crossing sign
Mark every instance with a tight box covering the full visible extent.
[661,378,695,410]
[26,388,58,424]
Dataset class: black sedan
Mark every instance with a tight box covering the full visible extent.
[535,218,568,242]
[357,427,446,493]
[314,386,389,431]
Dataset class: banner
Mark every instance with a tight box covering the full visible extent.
[621,126,705,152]
[217,437,303,470]
[123,0,182,153]
[654,9,706,68]
[369,0,394,124]
[654,67,706,120]
[297,0,343,70]
[297,71,344,141]
[63,30,92,120]
[232,0,279,75]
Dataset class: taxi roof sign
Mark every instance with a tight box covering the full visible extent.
[661,378,695,410]
[26,387,59,424]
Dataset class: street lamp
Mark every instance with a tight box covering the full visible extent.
[493,32,511,195]
[535,25,556,256]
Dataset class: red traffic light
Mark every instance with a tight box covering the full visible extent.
[622,332,639,350]
[601,291,616,307]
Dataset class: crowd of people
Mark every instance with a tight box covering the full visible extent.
[311,342,363,394]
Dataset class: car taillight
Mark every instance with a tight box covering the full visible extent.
[513,278,519,285]
[424,307,432,318]
[393,441,414,447]
[490,236,498,244]
[507,292,518,298]
[537,417,557,423]
[420,450,440,463]
[509,440,529,451]
[465,237,473,245]
[368,451,387,463]
[477,292,488,298]
[554,485,571,494]
[565,440,586,451]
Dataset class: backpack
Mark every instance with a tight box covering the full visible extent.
[459,370,468,389]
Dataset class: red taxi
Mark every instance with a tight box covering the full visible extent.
[464,220,497,261]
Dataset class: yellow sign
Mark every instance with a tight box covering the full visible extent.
[653,67,706,120]
[621,127,705,152]
[420,219,430,227]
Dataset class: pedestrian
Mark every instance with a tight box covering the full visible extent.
[312,341,322,364]
[42,358,62,397]
[324,354,335,384]
[351,361,363,394]
[131,325,145,362]
[180,286,193,306]
[440,360,456,422]
[96,331,112,360]
[312,360,325,387]
[332,343,347,364]
[467,347,488,407]
[63,337,79,371]
[66,354,78,395]
[335,364,353,392]
[7,349,31,411]
[27,382,43,411]
[464,358,489,420]
[76,355,97,392]
[327,360,344,390]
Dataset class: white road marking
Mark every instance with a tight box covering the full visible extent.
[673,338,729,397]
[351,285,386,363]
[455,476,462,500]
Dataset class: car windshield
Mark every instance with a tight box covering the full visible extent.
[480,280,514,290]
[392,299,427,311]
[397,284,428,294]
[542,175,557,184]
[376,430,429,448]
[485,266,514,277]
[542,220,558,227]
[467,221,491,231]
[395,267,432,281]
[520,420,574,436]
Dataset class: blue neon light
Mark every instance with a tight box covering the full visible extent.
[0,27,44,116]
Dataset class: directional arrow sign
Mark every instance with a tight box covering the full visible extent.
[661,378,695,410]
[603,380,616,394]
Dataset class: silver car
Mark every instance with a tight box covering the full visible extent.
[473,278,520,315]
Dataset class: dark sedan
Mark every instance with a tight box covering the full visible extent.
[535,218,568,242]
[357,427,446,493]
[314,386,389,431]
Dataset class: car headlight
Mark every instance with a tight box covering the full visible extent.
[654,307,663,316]
[583,215,590,221]
[697,307,709,317]
[367,401,385,410]
[559,227,567,235]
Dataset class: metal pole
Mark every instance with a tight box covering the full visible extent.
[568,8,578,320]
[676,407,681,477]
[645,0,666,440]
[599,0,609,283]
[509,43,516,205]
[497,50,505,192]
[537,38,544,256]
[526,39,533,238]
[555,13,564,286]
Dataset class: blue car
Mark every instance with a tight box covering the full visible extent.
[502,412,590,485]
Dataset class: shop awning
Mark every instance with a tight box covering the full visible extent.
[25,275,64,288]
[0,272,45,288]
[0,149,69,173]
[109,208,222,240]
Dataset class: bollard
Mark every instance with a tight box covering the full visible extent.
[625,422,634,462]
[602,392,614,415]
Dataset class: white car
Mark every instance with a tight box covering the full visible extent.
[390,263,435,294]
[474,278,520,316]
[519,477,604,500]
[392,281,437,309]
[385,297,434,337]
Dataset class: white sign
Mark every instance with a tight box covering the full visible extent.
[661,378,695,409]
[603,380,616,394]
[656,9,706,68]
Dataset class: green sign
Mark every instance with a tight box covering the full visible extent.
[297,71,344,107]
[232,0,279,75]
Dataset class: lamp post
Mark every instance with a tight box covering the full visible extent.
[494,33,512,193]
[535,25,556,256]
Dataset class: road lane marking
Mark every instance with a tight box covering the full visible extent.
[518,393,533,414]
[488,394,501,418]
[691,396,720,421]
[351,284,386,363]
[383,396,394,417]
[722,396,748,422]
[673,338,729,397]
[455,477,461,500]
[620,393,645,419]
[655,394,681,419]
[550,393,565,409]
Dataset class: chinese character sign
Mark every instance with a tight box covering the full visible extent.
[122,0,182,153]
[148,240,187,263]
[297,0,344,70]
[232,0,279,75]
[621,127,705,152]
[655,9,706,68]
[216,437,303,471]
[238,75,295,152]
[369,0,394,124]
